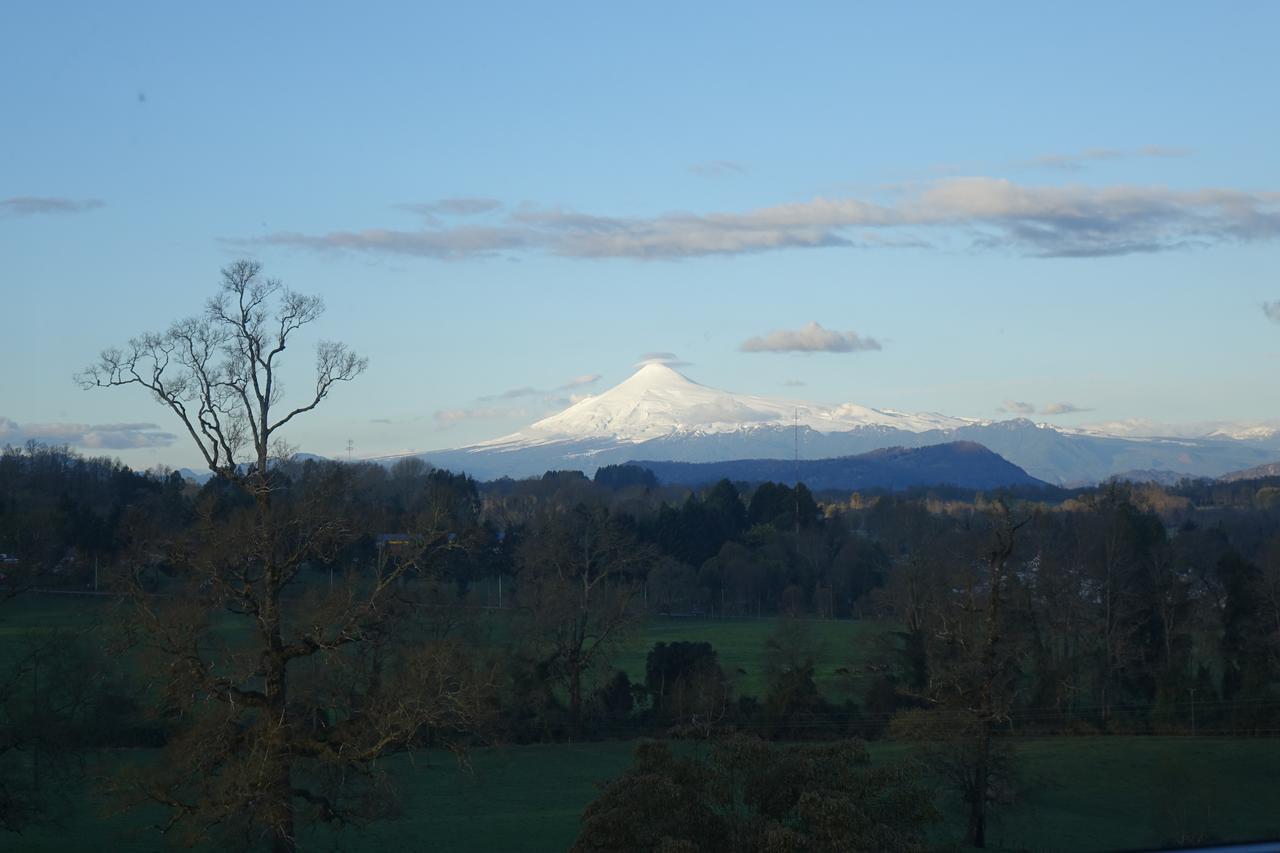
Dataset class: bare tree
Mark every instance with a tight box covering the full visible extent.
[79,260,365,486]
[891,499,1029,849]
[517,504,653,732]
[79,262,488,852]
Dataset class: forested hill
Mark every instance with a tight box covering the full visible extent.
[632,441,1047,491]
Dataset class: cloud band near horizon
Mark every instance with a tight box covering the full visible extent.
[250,177,1280,261]
[0,417,175,449]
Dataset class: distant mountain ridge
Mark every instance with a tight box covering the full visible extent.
[176,452,330,484]
[1106,469,1206,487]
[631,441,1047,491]
[1218,461,1280,482]
[416,364,1280,485]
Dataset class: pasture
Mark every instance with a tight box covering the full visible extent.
[11,737,1280,852]
[7,595,1279,851]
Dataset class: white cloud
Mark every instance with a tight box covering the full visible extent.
[478,373,603,403]
[741,321,881,354]
[1041,402,1092,415]
[397,198,502,218]
[260,224,533,261]
[433,407,518,428]
[477,385,540,402]
[559,373,602,390]
[1023,145,1191,171]
[252,175,1280,261]
[635,352,691,367]
[1000,400,1037,414]
[1263,301,1280,324]
[0,417,176,449]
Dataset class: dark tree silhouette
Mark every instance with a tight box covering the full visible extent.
[79,262,488,852]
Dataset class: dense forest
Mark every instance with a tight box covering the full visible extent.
[4,441,1280,848]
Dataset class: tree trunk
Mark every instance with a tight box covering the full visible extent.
[258,482,295,853]
[271,769,296,853]
[968,730,990,847]
[568,660,582,732]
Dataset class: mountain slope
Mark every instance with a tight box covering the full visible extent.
[418,365,1280,484]
[1218,461,1280,482]
[473,362,977,449]
[632,442,1047,491]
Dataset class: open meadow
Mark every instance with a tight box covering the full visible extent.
[10,737,1280,853]
[2,593,890,702]
[6,595,1280,851]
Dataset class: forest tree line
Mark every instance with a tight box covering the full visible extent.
[5,442,1280,848]
[5,443,1280,734]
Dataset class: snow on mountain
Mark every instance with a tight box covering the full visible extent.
[468,363,979,449]
[417,364,1280,484]
[1072,418,1280,442]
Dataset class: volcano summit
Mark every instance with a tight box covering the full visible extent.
[413,364,1280,485]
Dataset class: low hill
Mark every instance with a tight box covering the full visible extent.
[631,441,1046,491]
[1219,461,1280,482]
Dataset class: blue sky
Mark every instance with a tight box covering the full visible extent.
[3,1,1279,469]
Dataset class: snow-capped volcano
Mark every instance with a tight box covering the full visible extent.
[415,364,1280,485]
[472,362,978,448]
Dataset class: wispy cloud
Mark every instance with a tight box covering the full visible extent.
[741,321,882,354]
[477,373,603,403]
[478,386,540,402]
[636,352,691,367]
[260,225,532,261]
[397,197,502,218]
[0,417,175,449]
[1,197,105,217]
[540,392,595,410]
[251,175,1280,261]
[434,407,519,428]
[1263,301,1280,324]
[690,160,747,178]
[1022,145,1191,172]
[560,373,602,390]
[781,379,807,387]
[999,400,1037,415]
[1041,402,1092,415]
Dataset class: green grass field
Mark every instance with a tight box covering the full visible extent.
[2,593,889,701]
[615,615,889,699]
[0,592,109,637]
[326,737,1280,853]
[12,737,1280,852]
[7,596,1280,851]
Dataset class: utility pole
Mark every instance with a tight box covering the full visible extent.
[1189,687,1197,736]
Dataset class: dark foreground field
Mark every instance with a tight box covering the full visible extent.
[0,594,888,700]
[7,596,1280,851]
[12,737,1280,852]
